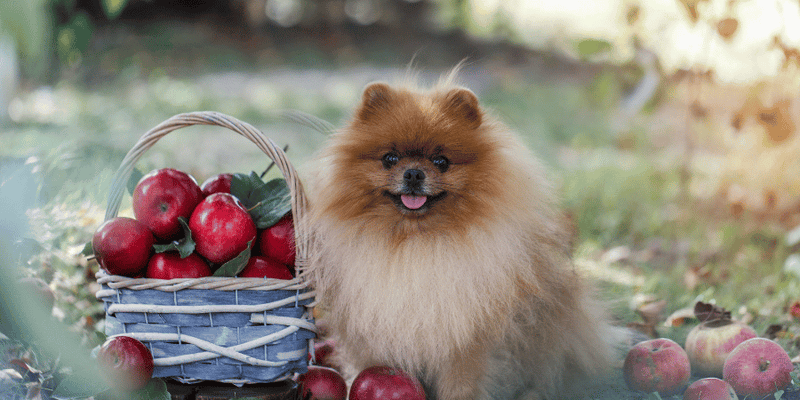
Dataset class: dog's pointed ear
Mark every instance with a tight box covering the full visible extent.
[357,82,393,122]
[442,88,482,129]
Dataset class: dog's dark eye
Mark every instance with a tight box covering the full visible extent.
[431,155,450,172]
[382,152,399,169]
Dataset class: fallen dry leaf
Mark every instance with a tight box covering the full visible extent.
[664,307,696,327]
[694,301,731,322]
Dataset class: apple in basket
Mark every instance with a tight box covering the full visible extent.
[349,366,426,400]
[200,173,233,197]
[92,217,155,277]
[146,252,212,279]
[238,256,293,279]
[189,193,257,264]
[133,168,203,240]
[258,213,296,266]
[723,337,793,399]
[97,335,154,392]
[296,366,347,400]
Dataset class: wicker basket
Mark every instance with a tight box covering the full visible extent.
[94,111,316,385]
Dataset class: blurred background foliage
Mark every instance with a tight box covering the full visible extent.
[5,0,800,398]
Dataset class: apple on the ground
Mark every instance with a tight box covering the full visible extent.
[683,377,738,400]
[622,338,691,396]
[723,337,793,399]
[133,168,203,240]
[309,339,336,368]
[296,366,347,400]
[349,365,426,400]
[92,217,155,277]
[684,319,757,377]
[97,335,154,392]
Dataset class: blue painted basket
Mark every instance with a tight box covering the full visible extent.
[95,112,316,385]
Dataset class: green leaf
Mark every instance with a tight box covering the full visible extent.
[127,167,144,196]
[95,379,171,400]
[248,178,291,228]
[80,241,93,256]
[213,239,253,277]
[153,217,195,258]
[52,371,110,399]
[127,379,171,400]
[100,0,129,19]
[230,172,292,229]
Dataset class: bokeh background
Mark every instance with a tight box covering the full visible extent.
[4,0,800,398]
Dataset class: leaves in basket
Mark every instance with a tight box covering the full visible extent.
[230,172,291,229]
[153,217,195,258]
[213,239,253,277]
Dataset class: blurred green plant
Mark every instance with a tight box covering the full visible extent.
[0,0,134,78]
[0,0,52,78]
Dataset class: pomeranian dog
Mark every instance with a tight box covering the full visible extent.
[306,70,623,400]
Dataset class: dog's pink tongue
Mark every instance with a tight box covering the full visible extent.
[401,195,427,210]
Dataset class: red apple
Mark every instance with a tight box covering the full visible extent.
[200,173,233,197]
[296,366,347,400]
[684,378,738,400]
[146,252,212,279]
[132,168,203,240]
[309,339,336,368]
[723,338,793,399]
[97,336,154,392]
[349,366,426,400]
[258,213,295,266]
[685,319,757,377]
[238,256,293,279]
[189,193,257,264]
[92,217,155,277]
[622,338,690,396]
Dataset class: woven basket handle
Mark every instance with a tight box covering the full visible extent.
[104,111,310,276]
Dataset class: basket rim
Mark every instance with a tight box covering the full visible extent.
[95,269,315,292]
[101,111,313,285]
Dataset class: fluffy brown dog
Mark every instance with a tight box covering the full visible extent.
[306,72,623,400]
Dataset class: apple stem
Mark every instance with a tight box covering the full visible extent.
[86,255,97,261]
[247,201,263,212]
[260,144,290,178]
[759,358,771,372]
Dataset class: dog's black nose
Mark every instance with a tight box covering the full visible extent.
[403,169,425,186]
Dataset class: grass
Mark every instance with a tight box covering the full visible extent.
[4,45,800,398]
